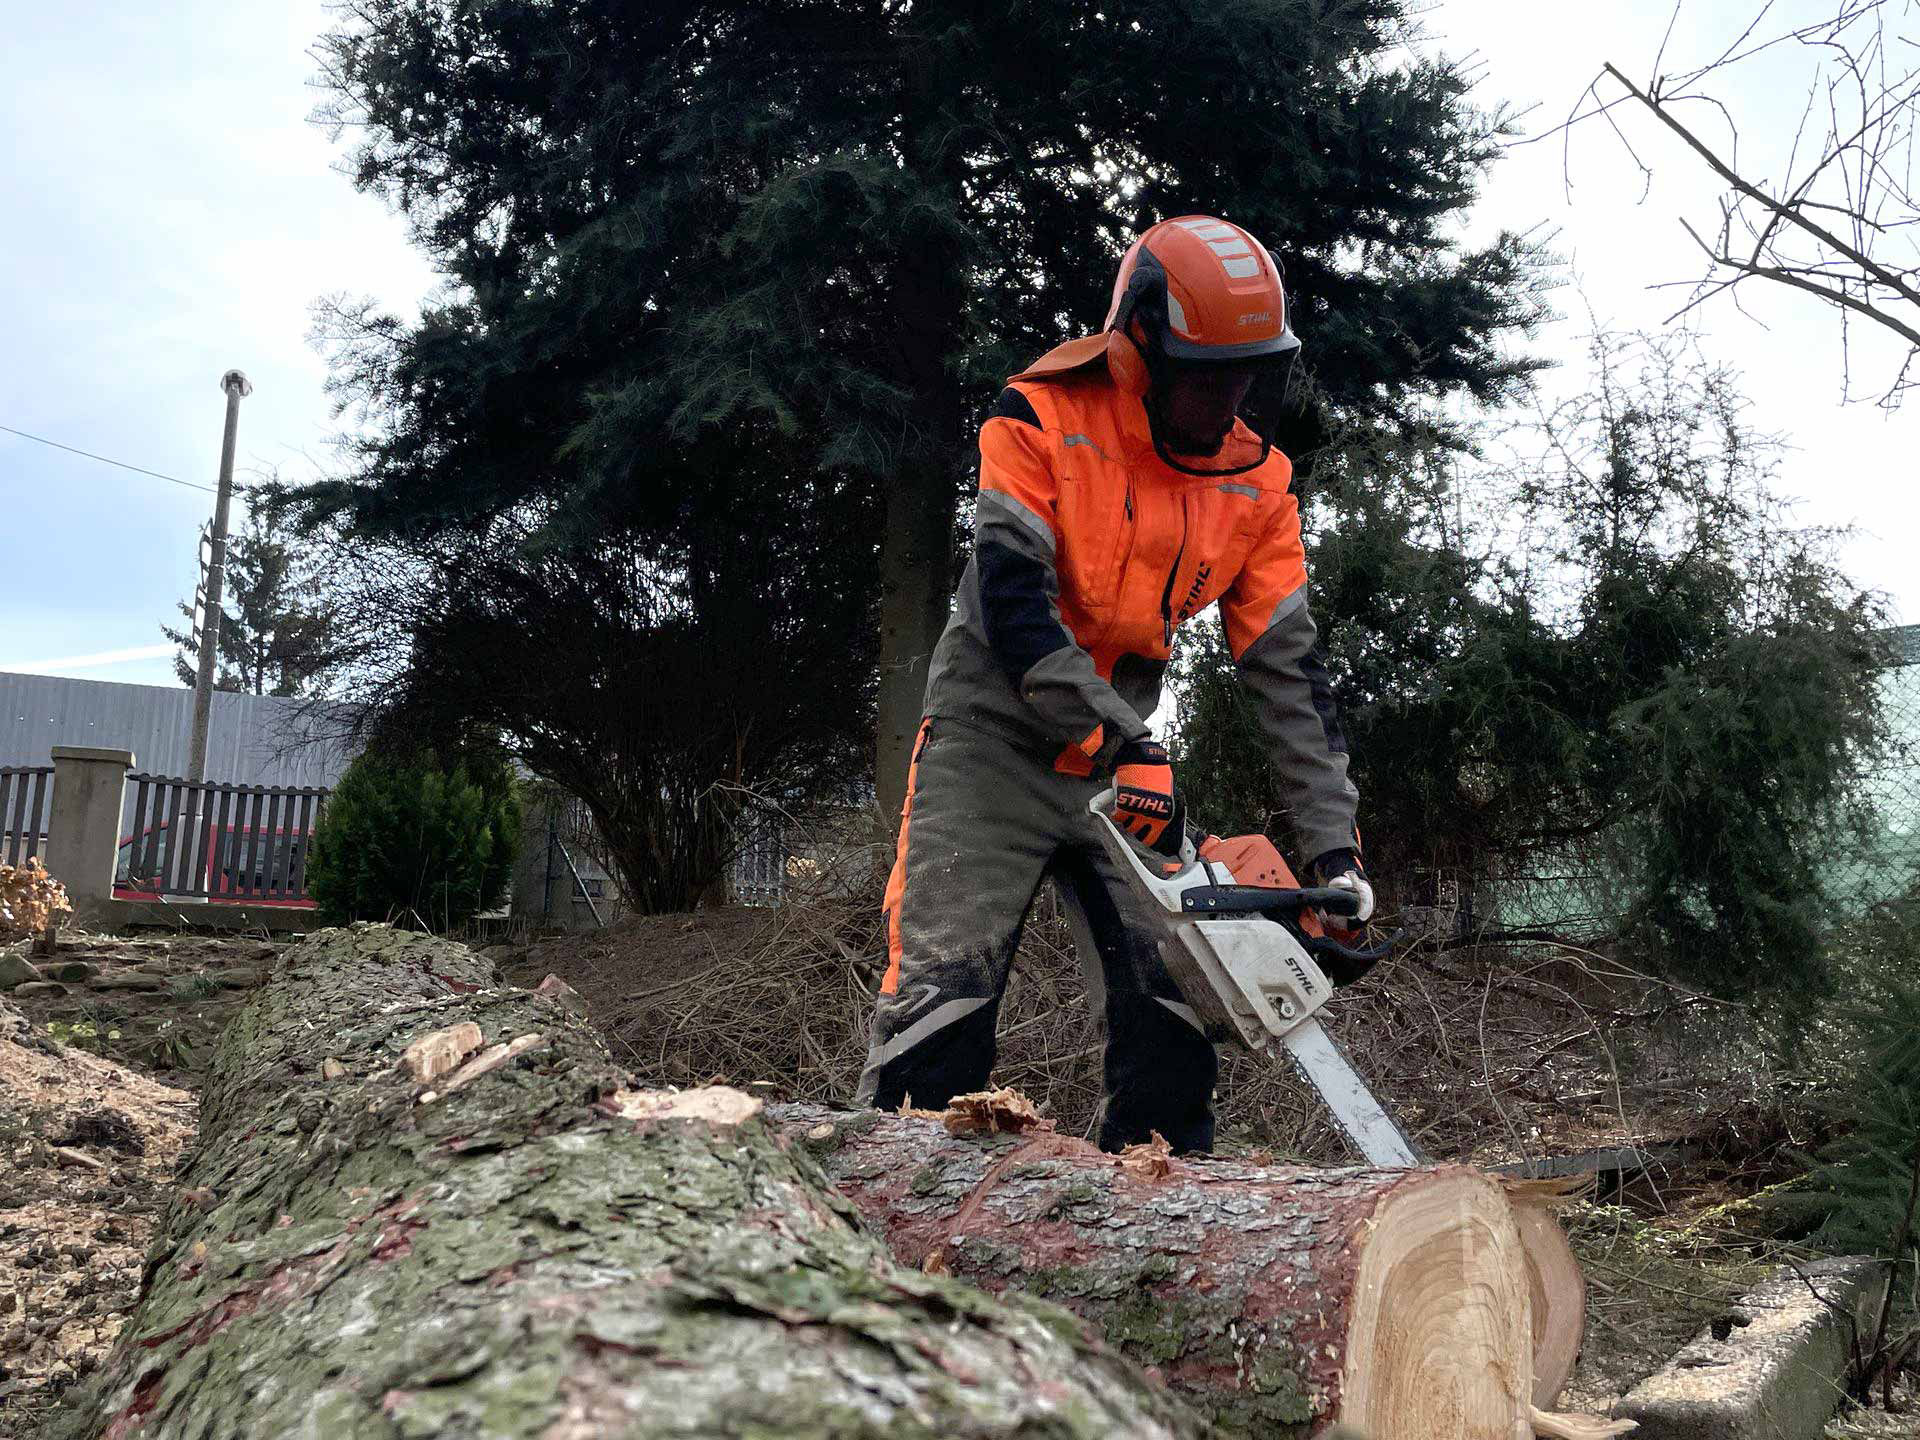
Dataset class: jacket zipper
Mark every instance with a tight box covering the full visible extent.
[1159,492,1188,646]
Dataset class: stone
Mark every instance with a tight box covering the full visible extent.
[533,973,588,1018]
[90,973,163,992]
[1615,1256,1887,1440]
[12,981,67,999]
[51,961,95,983]
[0,954,41,990]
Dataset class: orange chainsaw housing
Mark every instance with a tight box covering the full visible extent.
[1197,834,1326,939]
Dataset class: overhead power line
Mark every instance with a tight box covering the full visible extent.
[0,421,219,495]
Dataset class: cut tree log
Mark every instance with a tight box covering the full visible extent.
[51,925,1205,1439]
[774,1101,1618,1439]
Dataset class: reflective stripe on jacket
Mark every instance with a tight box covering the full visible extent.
[921,367,1361,862]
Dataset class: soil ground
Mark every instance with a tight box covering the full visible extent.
[2,912,1912,1436]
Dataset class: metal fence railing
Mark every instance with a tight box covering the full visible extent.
[0,765,52,867]
[730,814,791,907]
[120,773,328,904]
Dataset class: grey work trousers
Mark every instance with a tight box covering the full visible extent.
[854,717,1217,1152]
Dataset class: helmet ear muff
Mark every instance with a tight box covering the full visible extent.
[1106,320,1151,397]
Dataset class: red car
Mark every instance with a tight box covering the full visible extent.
[114,819,317,909]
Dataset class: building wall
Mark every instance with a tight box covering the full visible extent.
[0,671,356,787]
[510,784,624,931]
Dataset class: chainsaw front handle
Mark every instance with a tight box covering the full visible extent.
[1178,883,1359,917]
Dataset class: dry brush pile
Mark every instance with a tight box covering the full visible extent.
[0,860,69,953]
[511,872,1785,1172]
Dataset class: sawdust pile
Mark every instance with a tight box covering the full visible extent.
[0,996,195,1416]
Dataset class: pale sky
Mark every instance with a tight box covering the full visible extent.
[2,0,1913,692]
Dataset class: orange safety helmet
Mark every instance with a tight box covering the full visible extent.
[1015,214,1301,476]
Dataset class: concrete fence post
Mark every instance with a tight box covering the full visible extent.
[43,746,134,930]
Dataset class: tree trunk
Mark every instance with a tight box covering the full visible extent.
[874,455,955,825]
[52,925,1205,1439]
[773,1104,1608,1440]
[873,51,967,827]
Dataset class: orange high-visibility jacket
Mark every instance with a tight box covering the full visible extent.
[920,365,1360,864]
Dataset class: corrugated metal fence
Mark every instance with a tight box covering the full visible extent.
[0,671,355,787]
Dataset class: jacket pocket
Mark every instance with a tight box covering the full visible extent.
[1055,458,1133,617]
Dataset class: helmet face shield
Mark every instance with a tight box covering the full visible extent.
[1145,346,1299,477]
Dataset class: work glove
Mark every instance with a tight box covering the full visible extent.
[1110,737,1181,855]
[1310,848,1374,929]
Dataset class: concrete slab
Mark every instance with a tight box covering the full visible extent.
[1615,1257,1887,1440]
[109,898,315,934]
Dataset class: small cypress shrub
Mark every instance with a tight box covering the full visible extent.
[308,747,521,931]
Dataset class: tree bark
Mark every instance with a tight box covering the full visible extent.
[51,925,1205,1439]
[773,1104,1603,1439]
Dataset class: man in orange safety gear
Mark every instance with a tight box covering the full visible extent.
[855,215,1369,1153]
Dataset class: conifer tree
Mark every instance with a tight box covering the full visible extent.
[298,0,1545,816]
[1779,890,1920,1401]
[164,504,345,697]
[1173,332,1885,1002]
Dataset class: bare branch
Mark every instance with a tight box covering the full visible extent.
[1602,62,1920,309]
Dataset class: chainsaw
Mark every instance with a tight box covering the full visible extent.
[1090,790,1423,1167]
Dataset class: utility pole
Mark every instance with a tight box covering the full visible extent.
[187,370,251,784]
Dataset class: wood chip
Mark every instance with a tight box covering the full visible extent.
[533,974,587,1017]
[1499,1173,1596,1208]
[1116,1131,1174,1182]
[399,1022,484,1083]
[1531,1406,1637,1439]
[603,1086,763,1127]
[52,1147,105,1171]
[422,1034,548,1101]
[940,1088,1050,1137]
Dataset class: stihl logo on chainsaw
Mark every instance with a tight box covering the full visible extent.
[1282,951,1321,998]
[1176,564,1213,623]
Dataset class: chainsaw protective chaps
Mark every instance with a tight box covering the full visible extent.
[857,718,1217,1154]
